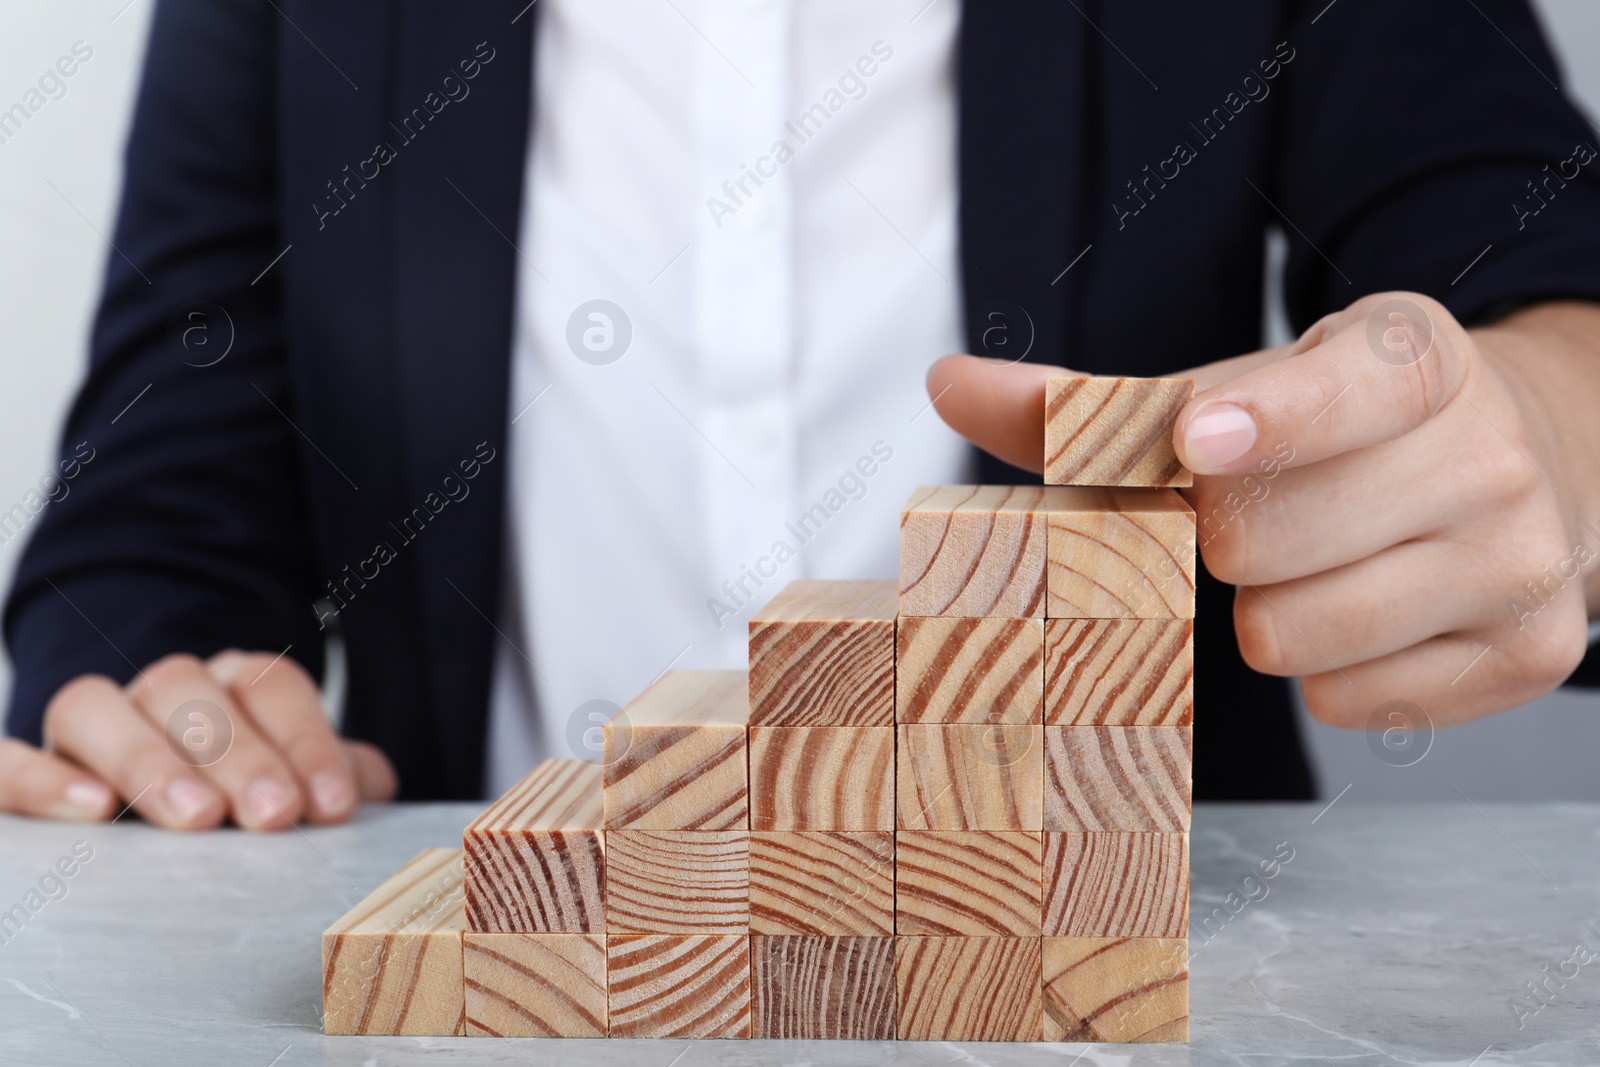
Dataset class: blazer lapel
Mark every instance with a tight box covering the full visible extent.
[388,1,535,795]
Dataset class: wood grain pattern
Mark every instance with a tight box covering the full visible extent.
[749,726,894,830]
[749,831,894,935]
[463,933,606,1037]
[1044,833,1189,938]
[1044,487,1196,619]
[604,831,748,934]
[748,579,897,727]
[322,847,467,1036]
[1044,727,1193,832]
[464,759,604,933]
[899,485,1049,618]
[751,935,897,1039]
[895,831,1042,935]
[896,616,1043,724]
[1045,377,1194,487]
[895,936,1043,1042]
[1043,937,1189,1042]
[896,725,1043,831]
[1045,619,1193,726]
[607,934,751,1038]
[603,670,748,830]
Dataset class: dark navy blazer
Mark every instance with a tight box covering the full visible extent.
[9,0,1600,800]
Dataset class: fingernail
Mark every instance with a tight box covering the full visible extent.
[57,781,112,819]
[165,778,213,821]
[310,771,352,815]
[245,777,293,825]
[1185,403,1257,472]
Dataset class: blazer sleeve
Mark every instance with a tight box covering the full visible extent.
[1272,0,1600,325]
[3,0,324,743]
[1271,0,1600,685]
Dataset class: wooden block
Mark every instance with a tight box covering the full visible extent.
[607,934,751,1038]
[1044,377,1194,487]
[1044,727,1192,832]
[748,579,897,727]
[895,831,1042,935]
[1045,618,1193,726]
[1045,487,1196,619]
[1043,937,1189,1042]
[464,759,604,933]
[749,831,894,935]
[603,669,748,830]
[463,933,606,1037]
[895,936,1043,1041]
[896,616,1043,724]
[749,726,893,830]
[896,724,1043,831]
[899,485,1049,618]
[1043,832,1189,937]
[322,847,467,1036]
[605,830,747,934]
[751,935,897,1039]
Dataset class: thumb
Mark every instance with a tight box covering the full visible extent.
[1173,292,1467,475]
[927,354,1079,473]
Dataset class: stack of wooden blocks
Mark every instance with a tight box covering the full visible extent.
[322,376,1197,1043]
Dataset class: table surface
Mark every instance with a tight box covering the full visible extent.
[2,801,1598,1066]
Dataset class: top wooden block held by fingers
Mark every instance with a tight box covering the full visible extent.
[1045,377,1194,487]
[604,670,750,830]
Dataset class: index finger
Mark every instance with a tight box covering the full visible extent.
[1174,293,1467,476]
[926,355,1067,473]
[927,347,1291,475]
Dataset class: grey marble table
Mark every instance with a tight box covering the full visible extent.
[2,801,1598,1066]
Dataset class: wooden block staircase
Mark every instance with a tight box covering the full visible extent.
[323,376,1194,1042]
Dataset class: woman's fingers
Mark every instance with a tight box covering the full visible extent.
[15,655,400,830]
[126,654,305,830]
[1232,539,1514,677]
[925,346,1289,474]
[213,650,358,823]
[44,675,228,830]
[926,355,1069,472]
[0,738,117,821]
[343,740,398,802]
[1301,613,1588,730]
[1175,293,1469,476]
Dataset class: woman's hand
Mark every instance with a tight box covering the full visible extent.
[0,649,396,827]
[929,292,1600,727]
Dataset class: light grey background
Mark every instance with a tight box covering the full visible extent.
[0,1,1597,800]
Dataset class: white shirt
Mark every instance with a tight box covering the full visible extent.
[486,0,968,796]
